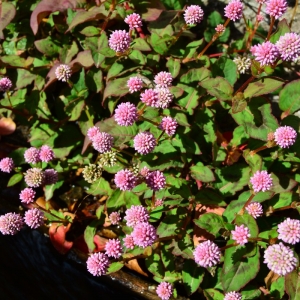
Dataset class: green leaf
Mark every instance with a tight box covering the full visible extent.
[45,180,64,201]
[194,213,225,237]
[86,177,113,196]
[270,276,285,299]
[103,77,131,101]
[176,84,202,115]
[212,57,237,85]
[128,49,146,65]
[180,68,211,84]
[86,69,103,93]
[7,173,23,187]
[166,57,181,78]
[182,260,204,295]
[0,2,16,39]
[80,26,100,37]
[203,289,224,300]
[279,79,300,115]
[285,270,300,300]
[150,32,169,55]
[84,220,100,252]
[16,69,36,89]
[190,162,215,182]
[269,19,290,43]
[243,149,262,172]
[235,214,259,238]
[194,188,226,206]
[106,189,125,211]
[244,78,284,99]
[200,77,233,101]
[1,55,33,68]
[124,191,141,208]
[132,38,152,51]
[221,244,260,291]
[34,36,61,56]
[145,253,164,278]
[107,262,124,274]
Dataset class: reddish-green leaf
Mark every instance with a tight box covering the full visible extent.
[182,260,204,295]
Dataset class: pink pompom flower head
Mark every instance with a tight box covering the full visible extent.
[193,240,221,267]
[108,30,131,53]
[155,199,164,207]
[183,5,204,25]
[276,33,300,62]
[123,234,135,249]
[24,168,45,188]
[19,188,36,204]
[55,64,72,82]
[127,76,143,93]
[87,252,110,276]
[109,212,121,225]
[114,169,137,191]
[132,222,157,248]
[134,132,157,155]
[44,169,58,185]
[24,147,40,164]
[155,88,174,109]
[140,89,159,107]
[24,208,44,229]
[92,132,114,153]
[0,77,13,91]
[231,224,251,245]
[114,102,138,126]
[87,126,100,141]
[146,170,166,191]
[0,157,14,173]
[124,13,142,29]
[250,41,279,66]
[154,71,173,88]
[156,282,173,300]
[246,202,263,219]
[0,212,23,235]
[105,239,123,258]
[250,170,273,193]
[215,24,225,33]
[39,145,55,163]
[277,218,300,245]
[159,116,178,136]
[274,125,297,148]
[125,205,149,227]
[266,0,287,19]
[264,242,297,275]
[224,0,243,21]
[224,291,242,300]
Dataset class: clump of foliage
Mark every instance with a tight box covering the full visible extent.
[0,0,300,299]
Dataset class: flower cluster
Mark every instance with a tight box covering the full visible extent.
[0,212,24,235]
[250,41,279,66]
[224,291,242,300]
[193,240,221,267]
[105,239,122,258]
[224,0,243,21]
[0,77,13,91]
[233,55,252,74]
[250,170,273,193]
[87,252,110,276]
[184,5,204,25]
[108,30,131,53]
[231,224,251,245]
[109,212,121,225]
[266,0,287,19]
[125,205,149,227]
[0,157,14,173]
[274,126,297,148]
[277,218,300,245]
[246,202,263,219]
[89,131,114,153]
[24,208,44,229]
[156,282,173,300]
[131,222,157,248]
[82,164,102,183]
[114,169,137,191]
[124,13,142,29]
[24,146,55,164]
[276,33,300,62]
[19,188,36,204]
[146,170,166,191]
[114,102,138,126]
[127,76,143,93]
[55,64,72,82]
[134,132,157,154]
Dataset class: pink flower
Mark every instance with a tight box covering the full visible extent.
[155,199,164,207]
[105,239,123,258]
[24,208,44,229]
[224,291,242,300]
[19,188,36,204]
[154,71,173,88]
[250,41,279,66]
[140,89,159,107]
[257,14,264,22]
[155,88,174,108]
[124,13,142,29]
[232,224,251,245]
[277,218,300,245]
[0,77,12,91]
[250,170,273,193]
[276,33,300,62]
[0,157,14,173]
[274,125,297,148]
[114,102,138,126]
[183,5,204,25]
[267,132,275,141]
[146,170,166,191]
[87,126,100,141]
[55,64,72,82]
[109,212,121,225]
[224,0,243,21]
[114,169,137,191]
[132,222,157,248]
[246,202,263,219]
[264,242,297,275]
[156,282,173,300]
[44,169,58,185]
[39,145,54,163]
[125,205,149,227]
[86,252,110,276]
[0,212,23,235]
[24,168,45,188]
[193,240,221,267]
[24,147,41,164]
[159,116,178,136]
[215,24,225,33]
[127,76,143,93]
[108,30,131,53]
[134,132,156,154]
[92,132,114,153]
[266,0,287,19]
[123,234,135,249]
[140,166,150,177]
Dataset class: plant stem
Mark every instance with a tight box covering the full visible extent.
[170,24,188,46]
[266,16,275,41]
[246,3,263,49]
[101,0,116,33]
[239,193,255,215]
[234,75,255,95]
[6,91,12,107]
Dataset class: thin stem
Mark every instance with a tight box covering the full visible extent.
[156,131,164,144]
[136,27,145,39]
[234,75,255,96]
[35,203,69,224]
[6,91,12,107]
[220,242,238,251]
[170,24,188,47]
[101,0,116,33]
[250,145,268,156]
[246,3,263,49]
[289,0,298,28]
[139,116,159,126]
[266,16,275,41]
[151,192,156,207]
[239,193,255,215]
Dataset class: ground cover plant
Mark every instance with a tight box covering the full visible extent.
[0,0,300,299]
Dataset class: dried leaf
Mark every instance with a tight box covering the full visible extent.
[125,259,149,277]
[49,223,73,254]
[0,117,16,136]
[0,2,16,39]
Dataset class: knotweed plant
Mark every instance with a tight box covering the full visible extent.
[0,0,300,299]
